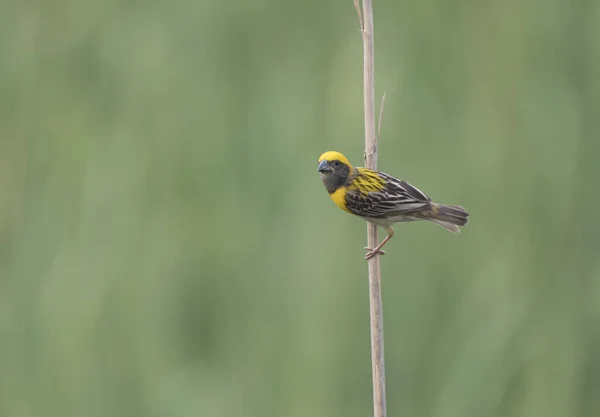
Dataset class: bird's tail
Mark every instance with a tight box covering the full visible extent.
[427,204,469,234]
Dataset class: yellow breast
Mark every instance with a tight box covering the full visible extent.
[329,186,352,213]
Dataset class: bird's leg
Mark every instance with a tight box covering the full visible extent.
[364,236,391,260]
[365,227,394,260]
[364,247,385,255]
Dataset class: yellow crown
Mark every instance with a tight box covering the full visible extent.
[318,151,352,167]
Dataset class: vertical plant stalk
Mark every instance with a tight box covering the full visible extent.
[354,0,387,416]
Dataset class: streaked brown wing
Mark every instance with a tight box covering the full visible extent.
[345,172,431,218]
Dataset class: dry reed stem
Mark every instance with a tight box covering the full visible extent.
[354,0,387,416]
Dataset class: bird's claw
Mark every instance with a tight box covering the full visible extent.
[364,247,385,260]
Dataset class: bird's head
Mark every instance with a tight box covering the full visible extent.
[317,151,353,194]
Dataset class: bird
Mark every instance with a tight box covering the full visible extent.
[317,151,469,260]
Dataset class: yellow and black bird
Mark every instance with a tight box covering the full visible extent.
[317,151,469,260]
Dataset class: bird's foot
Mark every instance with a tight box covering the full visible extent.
[364,247,385,260]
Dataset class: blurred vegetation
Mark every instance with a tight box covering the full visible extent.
[1,0,600,416]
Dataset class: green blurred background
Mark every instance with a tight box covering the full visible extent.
[2,0,600,416]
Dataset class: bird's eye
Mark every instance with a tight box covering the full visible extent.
[333,160,341,168]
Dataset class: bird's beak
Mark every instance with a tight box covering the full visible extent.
[318,160,332,173]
